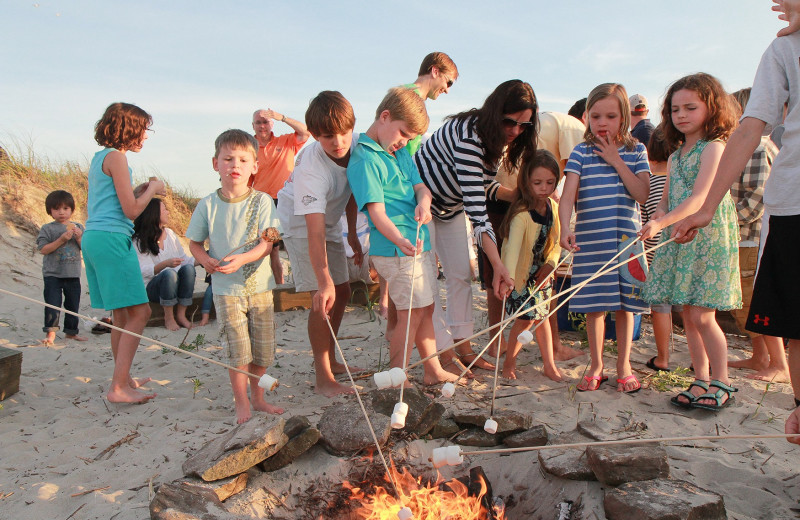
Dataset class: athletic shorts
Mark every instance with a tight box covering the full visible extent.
[747,214,800,339]
[214,292,275,367]
[283,237,348,292]
[371,251,436,311]
[82,230,148,311]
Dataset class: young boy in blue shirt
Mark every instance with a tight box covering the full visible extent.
[347,87,457,385]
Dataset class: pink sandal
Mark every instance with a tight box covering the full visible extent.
[577,374,608,392]
[616,374,641,394]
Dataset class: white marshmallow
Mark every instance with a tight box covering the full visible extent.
[431,447,449,468]
[445,445,463,465]
[517,330,534,344]
[374,371,393,389]
[391,412,406,429]
[393,402,409,416]
[484,418,498,434]
[257,374,278,391]
[441,382,455,398]
[397,506,413,520]
[388,367,407,386]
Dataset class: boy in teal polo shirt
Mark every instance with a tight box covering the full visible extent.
[347,87,458,385]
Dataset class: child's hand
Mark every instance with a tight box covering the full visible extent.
[60,227,76,242]
[216,253,246,274]
[560,233,579,252]
[398,238,417,257]
[533,264,554,287]
[593,133,622,168]
[313,280,336,315]
[167,257,183,268]
[639,220,662,241]
[202,257,220,274]
[71,226,82,238]
[148,178,166,196]
[347,234,363,266]
[415,204,432,225]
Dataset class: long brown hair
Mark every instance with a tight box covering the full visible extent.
[498,150,560,261]
[658,73,737,150]
[448,79,538,171]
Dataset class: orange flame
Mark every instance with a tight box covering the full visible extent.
[346,462,504,520]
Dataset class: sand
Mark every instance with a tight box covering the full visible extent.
[1,211,799,519]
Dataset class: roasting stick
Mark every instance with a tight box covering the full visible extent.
[407,251,574,373]
[0,287,278,388]
[482,295,507,434]
[323,316,409,514]
[431,433,800,467]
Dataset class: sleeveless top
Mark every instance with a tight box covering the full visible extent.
[86,148,134,235]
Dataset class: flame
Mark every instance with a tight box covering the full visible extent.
[346,462,504,520]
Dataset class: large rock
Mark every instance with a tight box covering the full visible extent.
[455,428,503,447]
[538,431,596,481]
[430,416,461,439]
[604,479,727,520]
[369,387,443,435]
[587,443,669,486]
[182,416,287,482]
[318,400,391,456]
[150,481,237,520]
[451,409,530,434]
[259,416,320,472]
[502,425,548,448]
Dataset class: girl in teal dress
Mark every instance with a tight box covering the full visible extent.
[641,73,741,412]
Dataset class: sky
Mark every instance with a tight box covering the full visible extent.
[0,1,786,197]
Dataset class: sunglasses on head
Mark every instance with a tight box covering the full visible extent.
[501,117,533,128]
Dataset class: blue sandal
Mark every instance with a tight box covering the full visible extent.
[691,380,738,411]
[670,380,709,409]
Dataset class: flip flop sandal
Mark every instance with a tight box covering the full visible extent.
[691,380,738,411]
[577,374,608,392]
[670,380,709,409]
[616,374,641,394]
[645,356,670,372]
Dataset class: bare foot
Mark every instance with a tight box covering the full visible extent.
[728,357,768,371]
[315,380,356,397]
[459,352,495,371]
[748,367,791,383]
[66,334,89,342]
[252,400,285,415]
[330,361,364,375]
[501,366,518,380]
[235,399,252,424]
[487,344,506,359]
[128,376,152,389]
[542,367,564,382]
[107,386,157,403]
[42,332,56,345]
[164,317,180,332]
[198,315,210,327]
[423,369,459,386]
[554,344,584,361]
[442,356,474,379]
[176,316,193,329]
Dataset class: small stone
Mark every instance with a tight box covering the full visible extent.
[149,481,237,519]
[318,401,391,456]
[538,431,596,481]
[451,409,530,434]
[259,427,321,472]
[455,428,502,447]
[604,479,726,520]
[430,416,460,439]
[587,443,669,486]
[503,425,548,448]
[369,387,434,432]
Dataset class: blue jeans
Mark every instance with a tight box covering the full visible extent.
[43,276,81,334]
[201,283,213,314]
[146,264,196,307]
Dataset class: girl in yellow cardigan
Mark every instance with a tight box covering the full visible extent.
[498,150,562,380]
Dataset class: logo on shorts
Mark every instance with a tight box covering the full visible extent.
[752,314,770,326]
[301,195,317,206]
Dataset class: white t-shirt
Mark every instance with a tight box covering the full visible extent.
[186,189,280,296]
[135,228,194,284]
[277,133,359,241]
[744,33,800,216]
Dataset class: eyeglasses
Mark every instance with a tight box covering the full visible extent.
[501,117,533,128]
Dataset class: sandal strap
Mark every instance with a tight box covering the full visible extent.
[708,379,738,393]
[688,380,709,391]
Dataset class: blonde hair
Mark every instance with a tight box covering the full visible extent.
[583,83,637,150]
[376,87,429,136]
[214,129,258,159]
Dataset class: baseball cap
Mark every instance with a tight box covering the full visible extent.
[629,94,648,112]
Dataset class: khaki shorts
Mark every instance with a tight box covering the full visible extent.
[284,237,349,292]
[731,246,758,338]
[371,250,435,311]
[214,292,275,367]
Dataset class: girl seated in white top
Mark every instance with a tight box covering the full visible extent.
[133,198,196,330]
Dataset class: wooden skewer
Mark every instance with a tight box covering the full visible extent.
[0,287,262,380]
[398,222,423,406]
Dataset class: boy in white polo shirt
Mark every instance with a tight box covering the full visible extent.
[277,91,363,398]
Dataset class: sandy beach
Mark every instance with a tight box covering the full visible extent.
[1,198,799,520]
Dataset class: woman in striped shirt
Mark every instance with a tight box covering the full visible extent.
[415,80,538,371]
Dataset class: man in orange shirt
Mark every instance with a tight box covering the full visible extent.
[250,108,310,283]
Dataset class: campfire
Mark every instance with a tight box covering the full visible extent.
[342,461,505,520]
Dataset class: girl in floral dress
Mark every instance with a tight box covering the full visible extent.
[641,73,741,411]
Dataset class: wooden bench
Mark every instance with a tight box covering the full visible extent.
[0,346,22,400]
